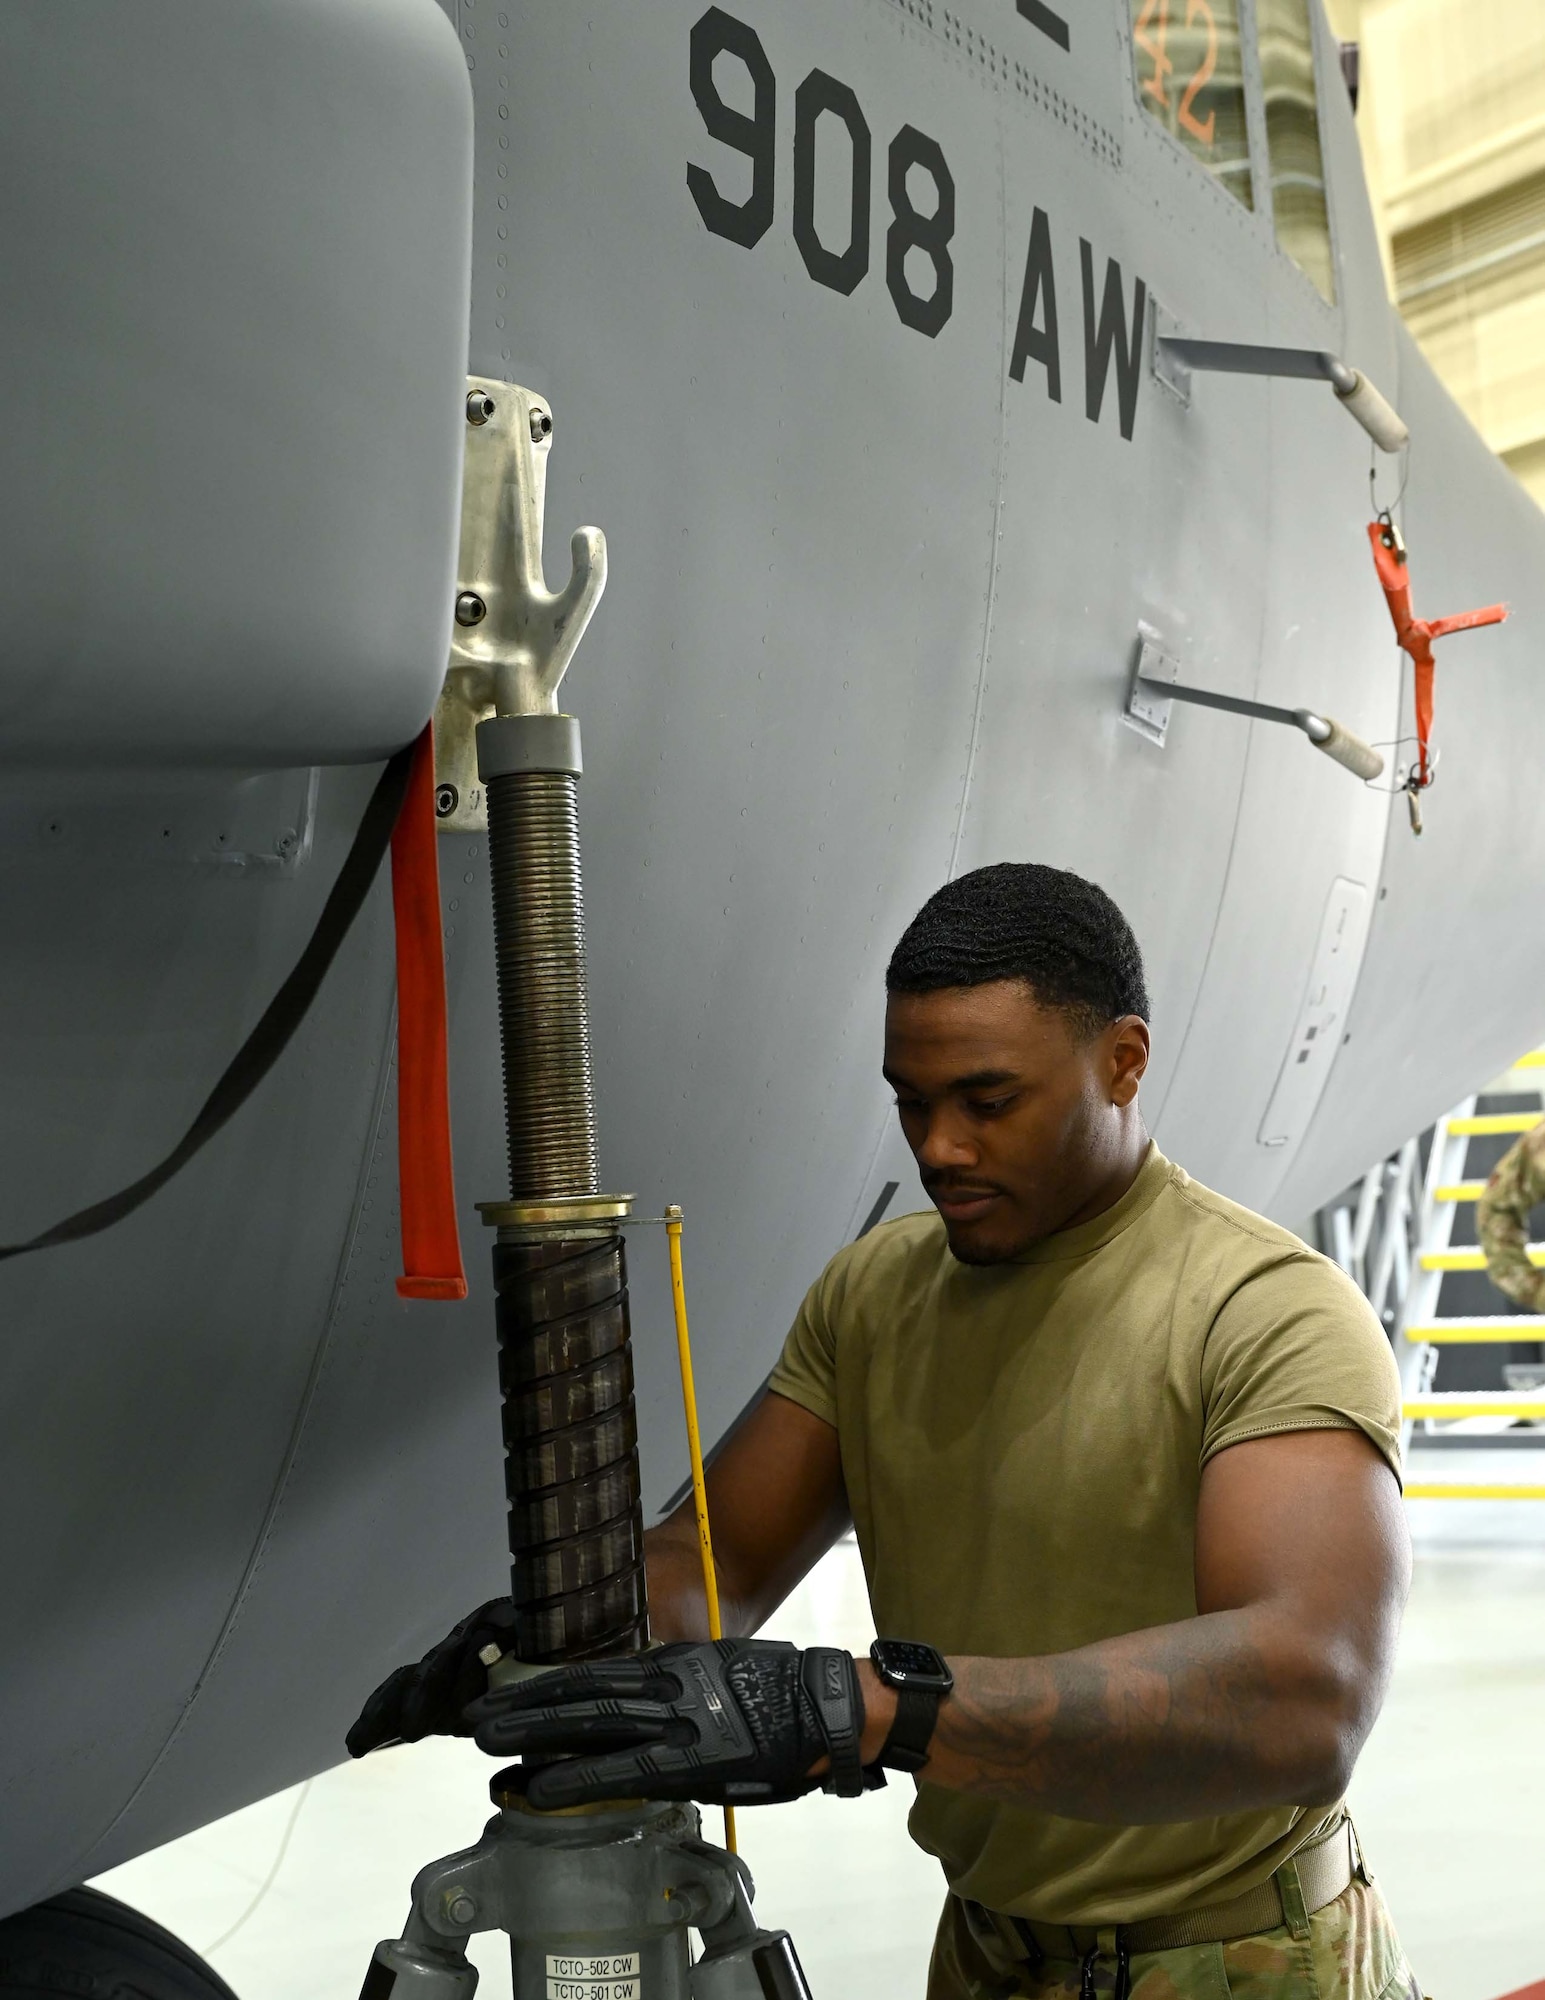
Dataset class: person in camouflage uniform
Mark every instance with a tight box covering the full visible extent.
[1477,1120,1545,1310]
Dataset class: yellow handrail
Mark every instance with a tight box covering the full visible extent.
[665,1205,735,1855]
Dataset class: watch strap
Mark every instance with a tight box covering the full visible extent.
[878,1679,943,1774]
[801,1646,865,1798]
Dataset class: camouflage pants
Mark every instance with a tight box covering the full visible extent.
[927,1881,1421,2000]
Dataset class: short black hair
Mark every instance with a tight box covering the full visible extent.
[885,862,1149,1036]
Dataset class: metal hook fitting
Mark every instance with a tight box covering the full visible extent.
[449,376,608,718]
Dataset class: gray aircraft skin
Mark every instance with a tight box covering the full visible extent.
[1,0,1540,1932]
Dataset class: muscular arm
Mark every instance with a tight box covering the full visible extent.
[858,1427,1409,1823]
[644,1389,851,1641]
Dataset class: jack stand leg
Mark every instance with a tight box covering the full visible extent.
[361,1938,477,1999]
[690,1871,812,1999]
[366,382,815,1996]
[359,1782,814,2000]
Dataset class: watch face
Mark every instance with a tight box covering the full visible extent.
[872,1639,954,1691]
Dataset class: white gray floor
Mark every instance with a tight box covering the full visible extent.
[95,1456,1545,2000]
[1352,1449,1545,2000]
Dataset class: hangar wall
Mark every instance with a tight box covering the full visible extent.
[1326,0,1545,511]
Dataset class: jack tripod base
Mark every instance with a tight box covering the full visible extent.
[360,1782,812,2000]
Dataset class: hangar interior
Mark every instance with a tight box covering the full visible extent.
[2,0,1542,1995]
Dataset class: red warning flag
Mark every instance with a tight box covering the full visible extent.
[1367,518,1506,790]
[389,725,468,1301]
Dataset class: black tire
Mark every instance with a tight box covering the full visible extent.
[0,1884,239,1997]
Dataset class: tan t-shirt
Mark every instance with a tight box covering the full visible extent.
[767,1143,1401,1925]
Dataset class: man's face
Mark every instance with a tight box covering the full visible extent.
[883,981,1149,1264]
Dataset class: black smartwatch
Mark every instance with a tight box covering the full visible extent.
[869,1639,954,1773]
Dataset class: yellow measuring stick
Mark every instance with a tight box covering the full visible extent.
[665,1205,736,1855]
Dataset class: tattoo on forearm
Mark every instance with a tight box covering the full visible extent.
[930,1613,1346,1824]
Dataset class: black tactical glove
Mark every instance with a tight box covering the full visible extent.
[464,1638,875,1810]
[346,1597,519,1757]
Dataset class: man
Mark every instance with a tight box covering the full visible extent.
[351,863,1416,2000]
[1477,1114,1545,1310]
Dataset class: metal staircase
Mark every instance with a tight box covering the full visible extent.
[1321,1053,1545,1500]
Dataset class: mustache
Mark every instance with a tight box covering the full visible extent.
[923,1177,1006,1198]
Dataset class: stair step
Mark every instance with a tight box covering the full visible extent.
[1406,1483,1545,1500]
[1446,1113,1543,1136]
[1404,1318,1545,1342]
[1434,1181,1487,1202]
[1403,1392,1545,1419]
[1418,1245,1545,1272]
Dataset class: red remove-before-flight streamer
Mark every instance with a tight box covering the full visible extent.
[389,725,468,1302]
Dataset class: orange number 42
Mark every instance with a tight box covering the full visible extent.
[1135,0,1173,109]
[1179,0,1218,144]
[1136,0,1218,148]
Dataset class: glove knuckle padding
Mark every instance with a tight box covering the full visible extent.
[723,1651,824,1782]
[473,1636,865,1808]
